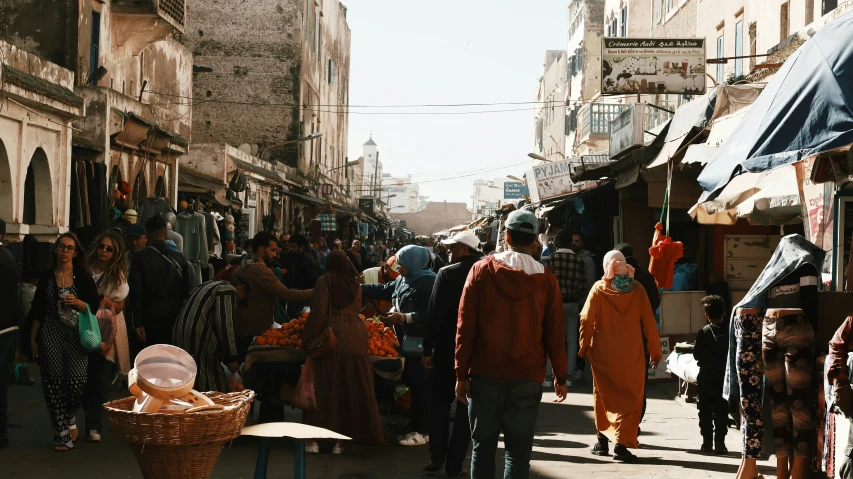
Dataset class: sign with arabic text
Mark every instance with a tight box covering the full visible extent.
[602,38,705,95]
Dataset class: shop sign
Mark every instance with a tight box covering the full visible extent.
[358,197,374,214]
[504,182,525,199]
[647,336,671,380]
[609,106,645,159]
[527,159,597,202]
[795,159,834,274]
[601,38,706,95]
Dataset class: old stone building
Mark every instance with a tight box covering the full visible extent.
[5,0,193,214]
[0,42,85,241]
[533,51,567,165]
[391,202,473,237]
[182,0,351,202]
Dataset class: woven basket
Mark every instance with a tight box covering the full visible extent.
[104,390,254,479]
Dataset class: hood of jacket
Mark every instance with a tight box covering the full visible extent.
[484,254,549,299]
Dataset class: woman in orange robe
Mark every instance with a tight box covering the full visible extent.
[580,250,663,463]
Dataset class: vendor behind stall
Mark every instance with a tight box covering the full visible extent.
[362,245,436,447]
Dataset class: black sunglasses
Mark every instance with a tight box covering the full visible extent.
[97,243,116,253]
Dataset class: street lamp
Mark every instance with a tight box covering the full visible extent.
[528,152,564,163]
[506,175,524,182]
[259,132,323,159]
[328,157,362,172]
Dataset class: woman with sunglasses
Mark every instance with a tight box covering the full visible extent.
[28,233,99,451]
[81,231,130,443]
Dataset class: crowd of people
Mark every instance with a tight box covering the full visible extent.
[7,208,844,479]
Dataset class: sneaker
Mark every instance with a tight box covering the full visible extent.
[423,461,444,472]
[612,444,637,463]
[565,378,573,388]
[332,443,344,455]
[88,430,101,443]
[574,370,585,382]
[305,441,319,454]
[714,442,728,455]
[398,432,429,446]
[542,376,554,388]
[700,442,712,453]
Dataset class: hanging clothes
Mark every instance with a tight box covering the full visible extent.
[69,160,84,229]
[175,211,210,268]
[137,196,174,224]
[78,161,90,226]
[92,162,109,235]
[648,222,683,290]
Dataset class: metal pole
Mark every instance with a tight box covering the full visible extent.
[373,151,380,212]
[293,439,306,479]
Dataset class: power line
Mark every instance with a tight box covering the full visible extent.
[144,90,564,108]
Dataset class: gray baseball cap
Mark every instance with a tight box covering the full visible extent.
[505,210,538,235]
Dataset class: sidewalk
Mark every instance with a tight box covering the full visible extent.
[0,365,776,478]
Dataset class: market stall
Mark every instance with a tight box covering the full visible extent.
[240,313,406,417]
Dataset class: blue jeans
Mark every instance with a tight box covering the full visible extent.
[0,330,18,442]
[468,378,542,479]
[545,302,579,378]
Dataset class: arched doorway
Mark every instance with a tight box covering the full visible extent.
[154,175,166,198]
[0,140,11,222]
[132,171,147,204]
[23,148,52,225]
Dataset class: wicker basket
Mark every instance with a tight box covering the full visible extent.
[104,390,254,479]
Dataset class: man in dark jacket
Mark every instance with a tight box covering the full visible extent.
[422,232,482,476]
[616,242,660,428]
[284,234,321,318]
[0,219,20,448]
[129,215,192,346]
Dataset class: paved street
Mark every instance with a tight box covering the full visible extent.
[1,365,777,479]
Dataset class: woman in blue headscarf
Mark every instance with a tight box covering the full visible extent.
[362,245,437,447]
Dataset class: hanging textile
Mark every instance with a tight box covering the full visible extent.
[317,212,336,232]
[648,163,684,290]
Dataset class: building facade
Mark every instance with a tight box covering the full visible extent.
[534,51,567,166]
[472,179,507,218]
[6,0,193,224]
[183,0,351,204]
[381,174,421,214]
[391,202,473,237]
[0,42,85,241]
[566,0,606,154]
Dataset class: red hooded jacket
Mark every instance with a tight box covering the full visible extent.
[456,253,569,385]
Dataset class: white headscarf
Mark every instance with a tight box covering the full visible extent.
[602,250,635,280]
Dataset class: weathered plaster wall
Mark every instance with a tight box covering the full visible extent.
[183,0,304,165]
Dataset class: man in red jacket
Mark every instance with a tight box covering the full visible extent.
[456,209,568,478]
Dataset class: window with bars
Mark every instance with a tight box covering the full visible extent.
[158,0,185,29]
[717,35,724,84]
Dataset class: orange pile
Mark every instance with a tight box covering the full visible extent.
[363,316,400,358]
[255,312,308,348]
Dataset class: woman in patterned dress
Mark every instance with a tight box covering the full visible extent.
[28,233,100,451]
[302,250,384,453]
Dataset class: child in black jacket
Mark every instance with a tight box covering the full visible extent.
[694,295,729,454]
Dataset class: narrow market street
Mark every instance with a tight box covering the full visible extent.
[1,365,773,479]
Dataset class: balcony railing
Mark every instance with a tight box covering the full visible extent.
[576,102,673,144]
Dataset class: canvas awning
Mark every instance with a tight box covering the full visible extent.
[646,89,718,169]
[697,11,853,203]
[283,191,328,206]
[689,164,800,225]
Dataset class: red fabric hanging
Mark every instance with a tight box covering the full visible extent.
[648,222,684,290]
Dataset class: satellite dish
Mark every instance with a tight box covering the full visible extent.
[238,144,252,155]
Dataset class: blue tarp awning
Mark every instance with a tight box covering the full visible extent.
[696,11,853,202]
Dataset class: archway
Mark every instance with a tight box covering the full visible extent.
[23,148,52,225]
[0,139,11,222]
[154,175,166,198]
[132,171,147,204]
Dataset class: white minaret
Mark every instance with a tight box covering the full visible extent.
[363,135,379,197]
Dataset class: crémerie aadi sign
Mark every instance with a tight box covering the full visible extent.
[601,38,705,95]
[609,105,645,159]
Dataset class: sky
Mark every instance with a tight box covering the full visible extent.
[345,1,569,208]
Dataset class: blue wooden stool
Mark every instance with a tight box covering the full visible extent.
[241,423,350,479]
